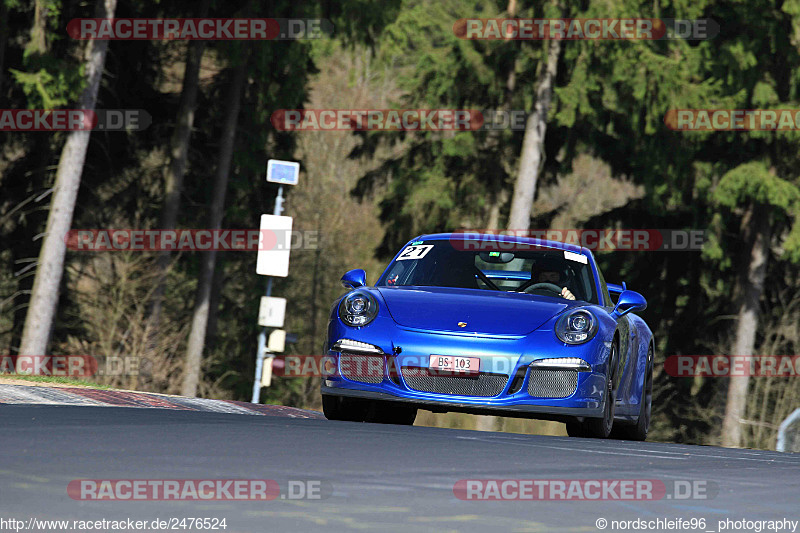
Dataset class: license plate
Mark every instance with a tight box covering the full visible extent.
[429,355,480,375]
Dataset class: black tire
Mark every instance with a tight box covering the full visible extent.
[565,420,586,437]
[616,347,653,441]
[585,340,618,439]
[321,394,368,422]
[365,401,417,425]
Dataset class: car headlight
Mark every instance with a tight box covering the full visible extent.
[555,309,598,344]
[530,357,591,371]
[338,290,379,327]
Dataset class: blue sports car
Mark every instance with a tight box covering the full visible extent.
[321,232,654,440]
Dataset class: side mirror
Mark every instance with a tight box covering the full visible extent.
[607,281,627,296]
[341,269,367,290]
[613,290,647,317]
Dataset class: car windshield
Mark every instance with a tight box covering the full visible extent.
[376,241,599,304]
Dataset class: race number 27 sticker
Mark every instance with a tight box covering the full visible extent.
[397,244,434,260]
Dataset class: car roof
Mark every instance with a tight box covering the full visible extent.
[412,232,590,256]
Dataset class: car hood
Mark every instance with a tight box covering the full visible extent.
[375,286,568,336]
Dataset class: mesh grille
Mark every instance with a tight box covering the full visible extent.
[527,369,578,398]
[340,354,384,384]
[401,367,508,397]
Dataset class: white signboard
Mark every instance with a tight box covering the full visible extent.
[256,214,293,277]
[268,329,287,353]
[266,159,300,186]
[261,358,273,387]
[258,296,287,328]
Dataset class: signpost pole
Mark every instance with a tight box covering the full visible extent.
[251,329,266,403]
[252,159,298,403]
[251,185,284,403]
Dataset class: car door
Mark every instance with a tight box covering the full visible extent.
[596,262,636,411]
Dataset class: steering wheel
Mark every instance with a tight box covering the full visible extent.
[521,282,563,296]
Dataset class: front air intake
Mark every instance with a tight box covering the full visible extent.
[526,368,578,398]
[339,354,384,384]
[401,367,508,397]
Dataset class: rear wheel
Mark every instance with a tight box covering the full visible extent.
[321,394,368,422]
[365,401,417,425]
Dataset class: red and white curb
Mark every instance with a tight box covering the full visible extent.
[0,384,324,419]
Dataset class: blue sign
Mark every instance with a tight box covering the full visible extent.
[266,159,299,185]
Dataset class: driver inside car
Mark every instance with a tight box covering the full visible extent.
[531,258,576,301]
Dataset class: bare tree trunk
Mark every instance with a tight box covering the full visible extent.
[204,265,225,348]
[309,213,322,353]
[18,0,117,356]
[181,59,247,397]
[486,189,508,230]
[506,36,561,231]
[27,0,48,55]
[148,0,211,331]
[721,203,771,447]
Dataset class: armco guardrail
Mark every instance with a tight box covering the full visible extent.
[776,408,800,452]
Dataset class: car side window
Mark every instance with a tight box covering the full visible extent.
[596,264,613,308]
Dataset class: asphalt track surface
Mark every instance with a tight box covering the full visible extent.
[3,405,800,533]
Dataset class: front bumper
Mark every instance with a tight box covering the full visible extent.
[321,384,604,419]
[323,322,611,420]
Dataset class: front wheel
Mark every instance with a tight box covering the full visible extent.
[568,340,617,439]
[615,347,653,441]
[322,394,368,422]
[565,420,586,437]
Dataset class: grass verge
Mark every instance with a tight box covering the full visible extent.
[0,374,111,389]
